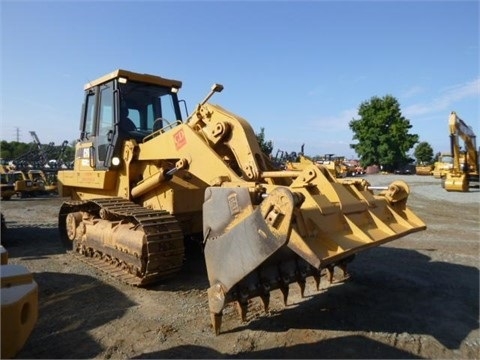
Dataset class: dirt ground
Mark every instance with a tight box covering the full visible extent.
[1,174,479,359]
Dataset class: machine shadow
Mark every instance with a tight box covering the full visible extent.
[1,226,64,258]
[134,335,422,359]
[5,224,477,352]
[148,240,210,291]
[225,247,478,350]
[15,271,137,359]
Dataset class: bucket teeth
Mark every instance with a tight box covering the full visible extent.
[236,300,248,322]
[313,270,321,291]
[297,264,308,297]
[326,265,334,284]
[260,292,270,313]
[339,263,350,281]
[280,285,289,305]
[211,312,223,336]
[298,279,306,298]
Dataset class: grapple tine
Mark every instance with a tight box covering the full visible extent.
[339,263,350,281]
[203,164,426,334]
[236,300,248,322]
[260,293,270,313]
[296,260,309,297]
[280,285,289,306]
[211,312,222,336]
[312,270,322,291]
[298,280,306,298]
[204,186,296,332]
[326,266,334,284]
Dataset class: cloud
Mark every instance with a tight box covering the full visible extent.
[401,85,425,99]
[403,78,480,117]
[309,108,358,132]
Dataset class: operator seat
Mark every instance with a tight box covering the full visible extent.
[119,107,136,132]
[118,107,145,142]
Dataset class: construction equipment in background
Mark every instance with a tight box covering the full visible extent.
[57,69,426,334]
[272,144,305,170]
[284,154,343,178]
[343,159,365,176]
[10,133,71,171]
[27,169,58,194]
[7,170,45,198]
[0,172,16,200]
[432,152,454,179]
[287,155,363,178]
[287,155,365,178]
[0,166,57,198]
[444,111,479,192]
[1,134,70,198]
[415,163,434,176]
[314,154,349,178]
[0,166,36,198]
[29,131,49,166]
[10,170,41,197]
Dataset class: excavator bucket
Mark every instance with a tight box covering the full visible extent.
[203,164,426,334]
[444,173,469,192]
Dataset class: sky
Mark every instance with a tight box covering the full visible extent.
[1,0,479,159]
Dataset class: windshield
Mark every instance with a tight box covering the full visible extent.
[440,156,453,164]
[118,81,182,133]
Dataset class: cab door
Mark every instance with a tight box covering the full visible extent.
[77,80,121,171]
[95,81,117,169]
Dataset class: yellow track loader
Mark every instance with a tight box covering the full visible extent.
[57,69,426,334]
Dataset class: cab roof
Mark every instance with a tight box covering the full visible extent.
[84,69,183,90]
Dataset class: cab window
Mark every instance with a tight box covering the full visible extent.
[82,92,96,140]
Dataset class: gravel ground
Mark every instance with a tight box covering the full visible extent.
[1,174,479,359]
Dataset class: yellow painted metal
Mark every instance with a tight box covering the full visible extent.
[444,111,479,192]
[57,69,427,335]
[432,152,453,179]
[444,173,469,192]
[1,263,38,359]
[84,69,182,91]
[415,164,434,176]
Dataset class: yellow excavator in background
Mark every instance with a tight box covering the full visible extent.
[444,111,479,192]
[57,69,426,334]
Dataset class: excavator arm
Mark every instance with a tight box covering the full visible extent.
[445,111,479,191]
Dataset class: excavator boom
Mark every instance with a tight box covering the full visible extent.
[444,111,479,191]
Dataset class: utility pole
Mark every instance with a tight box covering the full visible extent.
[15,127,20,142]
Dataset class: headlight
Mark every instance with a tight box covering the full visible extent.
[111,157,121,166]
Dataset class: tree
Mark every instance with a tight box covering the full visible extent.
[0,141,32,160]
[414,142,434,164]
[255,127,274,156]
[349,95,419,171]
[0,140,75,166]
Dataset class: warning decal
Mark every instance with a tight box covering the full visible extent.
[174,129,187,150]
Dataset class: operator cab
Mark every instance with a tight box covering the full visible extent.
[79,69,183,170]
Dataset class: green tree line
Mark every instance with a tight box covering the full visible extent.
[0,140,75,165]
[258,94,436,171]
[3,99,435,173]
